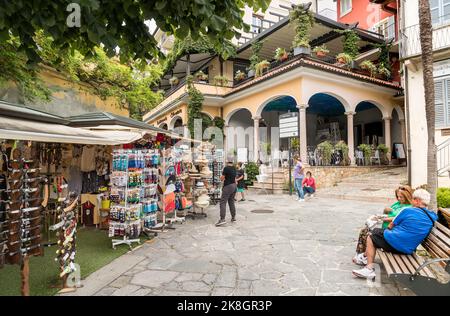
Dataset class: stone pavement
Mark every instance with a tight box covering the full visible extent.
[63,194,414,296]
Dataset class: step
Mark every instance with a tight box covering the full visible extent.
[315,192,396,204]
[248,187,285,195]
[251,182,285,190]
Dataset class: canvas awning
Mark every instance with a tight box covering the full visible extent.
[0,116,143,145]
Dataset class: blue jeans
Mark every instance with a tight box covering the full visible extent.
[303,186,315,194]
[294,178,305,199]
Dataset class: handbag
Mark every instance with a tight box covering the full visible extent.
[163,192,176,213]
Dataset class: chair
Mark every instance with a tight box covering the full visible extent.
[355,150,364,166]
[370,150,381,165]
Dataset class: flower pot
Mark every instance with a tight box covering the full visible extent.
[293,46,311,56]
[337,57,346,64]
[248,69,255,77]
[198,80,207,84]
[316,51,327,58]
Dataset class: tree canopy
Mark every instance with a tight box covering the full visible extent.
[0,0,270,64]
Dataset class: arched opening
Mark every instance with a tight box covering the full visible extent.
[307,93,347,148]
[159,123,168,130]
[354,101,384,147]
[227,108,253,160]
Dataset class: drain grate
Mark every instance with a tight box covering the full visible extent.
[251,209,274,214]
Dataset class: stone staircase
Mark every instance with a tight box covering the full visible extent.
[316,167,408,203]
[248,169,287,195]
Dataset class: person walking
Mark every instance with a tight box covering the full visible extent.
[216,158,237,226]
[293,156,305,202]
[235,162,246,202]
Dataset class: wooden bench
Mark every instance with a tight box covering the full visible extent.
[439,207,450,226]
[377,221,450,296]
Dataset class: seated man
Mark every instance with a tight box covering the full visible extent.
[352,189,437,279]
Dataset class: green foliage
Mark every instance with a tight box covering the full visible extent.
[213,75,229,87]
[255,60,270,77]
[378,66,391,79]
[336,53,354,65]
[437,188,450,208]
[290,5,315,48]
[291,138,300,151]
[169,76,179,86]
[312,44,329,55]
[335,141,349,165]
[373,41,393,74]
[261,142,271,155]
[377,144,389,154]
[195,71,208,82]
[249,40,265,72]
[274,47,288,61]
[234,70,246,81]
[213,117,225,131]
[360,60,377,77]
[0,0,269,65]
[318,141,334,165]
[337,29,360,58]
[187,85,204,136]
[358,144,373,160]
[244,162,260,185]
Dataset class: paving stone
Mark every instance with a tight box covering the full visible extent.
[211,287,235,296]
[94,287,117,296]
[169,259,222,274]
[174,273,204,282]
[147,257,180,270]
[112,284,142,296]
[130,270,179,288]
[180,281,212,292]
[109,276,132,288]
[216,271,237,288]
[251,280,290,296]
[202,273,218,285]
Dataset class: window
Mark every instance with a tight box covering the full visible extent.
[430,0,450,26]
[434,78,450,127]
[371,16,396,41]
[340,0,352,17]
[252,14,263,33]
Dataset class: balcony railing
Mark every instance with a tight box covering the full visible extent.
[400,13,450,59]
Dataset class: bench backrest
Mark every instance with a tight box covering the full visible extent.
[421,221,450,270]
[440,208,450,225]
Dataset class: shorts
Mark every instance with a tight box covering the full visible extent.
[236,187,244,193]
[369,228,404,254]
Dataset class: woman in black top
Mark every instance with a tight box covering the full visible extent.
[216,159,237,226]
[235,162,245,202]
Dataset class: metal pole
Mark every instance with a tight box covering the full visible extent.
[289,137,292,196]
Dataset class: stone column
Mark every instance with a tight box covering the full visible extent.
[253,116,261,162]
[182,125,190,139]
[399,118,407,147]
[345,111,356,165]
[383,116,392,162]
[296,104,309,164]
[223,125,229,157]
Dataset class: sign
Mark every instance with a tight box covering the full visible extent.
[157,117,167,125]
[279,112,299,138]
[170,109,183,118]
[237,148,248,163]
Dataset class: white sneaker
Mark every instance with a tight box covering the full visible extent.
[298,199,305,202]
[295,197,299,201]
[352,266,376,279]
[310,194,314,198]
[352,253,368,266]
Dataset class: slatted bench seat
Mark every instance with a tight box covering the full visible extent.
[377,221,450,296]
[439,207,450,226]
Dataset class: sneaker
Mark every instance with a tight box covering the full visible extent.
[352,266,376,279]
[310,194,314,198]
[352,253,368,266]
[298,199,305,202]
[231,217,236,222]
[215,219,227,227]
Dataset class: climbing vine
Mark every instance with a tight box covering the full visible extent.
[337,29,361,59]
[187,82,205,137]
[290,5,315,48]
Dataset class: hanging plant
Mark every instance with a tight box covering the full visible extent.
[248,40,264,75]
[337,29,360,59]
[234,70,246,82]
[312,44,329,57]
[336,53,353,65]
[213,75,229,87]
[317,141,334,165]
[373,41,393,76]
[187,85,204,137]
[194,70,208,82]
[274,47,289,62]
[290,5,315,50]
[360,60,377,77]
[255,60,270,77]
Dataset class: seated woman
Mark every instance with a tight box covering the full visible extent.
[302,171,316,197]
[353,185,413,265]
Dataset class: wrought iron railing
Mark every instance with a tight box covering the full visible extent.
[437,138,450,175]
[400,13,450,59]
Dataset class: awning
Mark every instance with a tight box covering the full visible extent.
[0,116,142,145]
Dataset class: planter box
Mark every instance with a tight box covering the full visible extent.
[293,46,311,56]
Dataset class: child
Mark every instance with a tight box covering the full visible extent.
[235,162,246,202]
[302,171,316,197]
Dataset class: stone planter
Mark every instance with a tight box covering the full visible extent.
[293,46,311,56]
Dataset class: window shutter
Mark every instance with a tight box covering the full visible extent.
[387,16,395,40]
[435,79,446,127]
[446,79,450,126]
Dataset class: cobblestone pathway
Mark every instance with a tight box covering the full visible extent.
[64,194,414,296]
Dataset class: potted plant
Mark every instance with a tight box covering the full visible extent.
[255,60,270,77]
[234,70,246,82]
[334,141,349,165]
[290,4,314,56]
[169,76,179,87]
[378,66,391,80]
[359,60,377,77]
[213,75,229,87]
[336,53,353,66]
[194,71,208,83]
[248,40,264,77]
[358,144,372,164]
[336,29,360,68]
[313,45,329,58]
[275,47,289,62]
[317,141,334,165]
[377,144,390,164]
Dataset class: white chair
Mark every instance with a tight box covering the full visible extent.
[371,150,381,165]
[355,150,364,165]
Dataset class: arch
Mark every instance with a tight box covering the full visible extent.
[225,107,253,125]
[354,100,389,118]
[307,93,347,116]
[159,123,168,130]
[255,94,300,117]
[392,105,405,121]
[304,91,351,112]
[168,115,183,130]
[200,111,214,120]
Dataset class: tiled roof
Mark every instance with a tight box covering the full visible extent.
[226,57,402,97]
